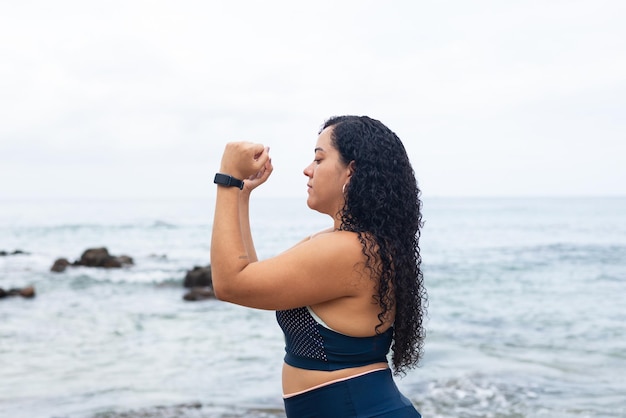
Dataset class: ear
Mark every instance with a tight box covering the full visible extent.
[347,160,356,178]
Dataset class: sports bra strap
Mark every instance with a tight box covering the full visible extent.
[306,306,338,332]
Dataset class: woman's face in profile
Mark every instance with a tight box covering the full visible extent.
[303,127,350,216]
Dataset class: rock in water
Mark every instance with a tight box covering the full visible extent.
[77,247,112,267]
[51,248,134,272]
[0,286,36,299]
[183,287,215,301]
[18,286,36,298]
[51,258,71,272]
[183,265,212,288]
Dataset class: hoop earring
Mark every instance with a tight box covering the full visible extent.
[342,184,347,194]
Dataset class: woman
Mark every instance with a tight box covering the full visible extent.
[211,115,426,417]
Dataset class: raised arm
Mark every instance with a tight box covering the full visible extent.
[210,142,368,311]
[211,142,269,280]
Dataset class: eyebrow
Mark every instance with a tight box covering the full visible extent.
[314,147,325,152]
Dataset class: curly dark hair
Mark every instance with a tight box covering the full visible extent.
[321,115,427,375]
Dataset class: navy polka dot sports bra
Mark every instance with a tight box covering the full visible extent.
[275,306,393,371]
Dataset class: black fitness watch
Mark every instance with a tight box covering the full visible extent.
[213,173,244,190]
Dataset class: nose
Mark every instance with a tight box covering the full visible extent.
[303,162,314,177]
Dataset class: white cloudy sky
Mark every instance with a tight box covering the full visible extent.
[1,0,624,199]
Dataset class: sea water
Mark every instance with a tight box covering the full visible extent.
[1,197,625,418]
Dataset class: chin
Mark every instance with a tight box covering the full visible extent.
[306,198,323,214]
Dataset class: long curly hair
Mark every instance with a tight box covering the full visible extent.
[322,115,426,375]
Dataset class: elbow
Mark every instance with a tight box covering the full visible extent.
[210,265,227,301]
[209,263,251,304]
[212,286,227,302]
[211,277,234,303]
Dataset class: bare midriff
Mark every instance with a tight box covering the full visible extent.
[282,361,389,397]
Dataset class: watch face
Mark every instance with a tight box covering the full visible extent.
[214,173,243,189]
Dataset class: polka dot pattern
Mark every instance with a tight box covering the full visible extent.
[276,307,327,362]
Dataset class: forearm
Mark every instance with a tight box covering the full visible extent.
[239,190,258,262]
[210,186,249,291]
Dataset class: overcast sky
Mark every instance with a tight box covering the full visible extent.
[1,0,624,199]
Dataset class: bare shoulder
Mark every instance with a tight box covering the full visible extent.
[294,229,364,260]
[288,230,369,288]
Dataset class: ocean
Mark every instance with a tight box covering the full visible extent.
[1,196,625,418]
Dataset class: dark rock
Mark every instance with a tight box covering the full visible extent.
[100,256,133,268]
[77,247,112,267]
[54,247,135,272]
[183,265,212,288]
[0,249,29,256]
[51,258,71,273]
[0,286,35,299]
[102,257,122,268]
[183,287,215,301]
[18,286,35,298]
[115,255,134,265]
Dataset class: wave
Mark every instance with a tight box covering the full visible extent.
[414,372,624,418]
[416,374,537,417]
[6,221,185,231]
[508,243,626,265]
[427,243,626,273]
[87,402,285,418]
[55,268,189,287]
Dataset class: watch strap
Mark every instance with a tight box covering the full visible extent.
[213,173,244,190]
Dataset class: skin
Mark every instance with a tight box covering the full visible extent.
[211,127,391,395]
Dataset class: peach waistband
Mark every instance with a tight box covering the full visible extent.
[282,367,388,399]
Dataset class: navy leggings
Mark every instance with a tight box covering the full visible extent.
[283,368,421,418]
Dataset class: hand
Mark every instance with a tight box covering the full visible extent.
[220,142,270,180]
[243,151,273,193]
